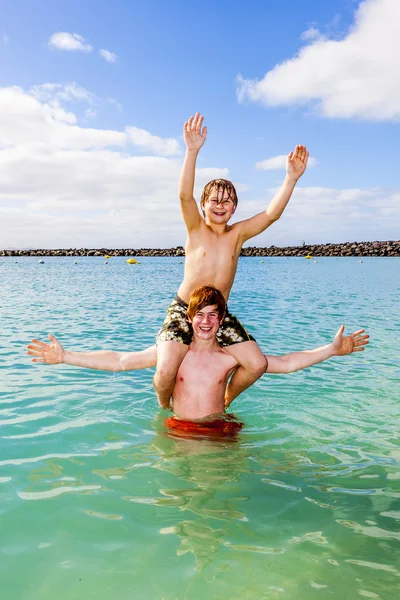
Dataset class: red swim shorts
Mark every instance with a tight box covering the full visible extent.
[164,414,243,439]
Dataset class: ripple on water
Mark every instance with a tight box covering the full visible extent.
[1,257,399,599]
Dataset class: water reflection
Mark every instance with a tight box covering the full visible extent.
[126,414,251,568]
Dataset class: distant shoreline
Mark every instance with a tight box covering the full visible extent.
[1,240,399,257]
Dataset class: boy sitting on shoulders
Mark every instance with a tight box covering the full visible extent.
[154,113,309,408]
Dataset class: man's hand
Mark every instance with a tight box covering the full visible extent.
[184,112,207,151]
[287,145,309,181]
[332,326,369,356]
[27,334,65,364]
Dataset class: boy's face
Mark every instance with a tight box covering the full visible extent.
[203,187,236,224]
[189,304,223,341]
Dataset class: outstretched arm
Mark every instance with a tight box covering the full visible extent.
[237,145,309,243]
[265,326,369,374]
[179,112,207,231]
[27,335,157,371]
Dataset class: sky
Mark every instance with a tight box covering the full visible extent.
[0,0,399,249]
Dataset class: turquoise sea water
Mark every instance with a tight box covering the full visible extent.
[1,256,399,600]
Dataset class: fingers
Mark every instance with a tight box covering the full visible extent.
[30,338,48,348]
[191,112,200,131]
[27,347,46,358]
[186,112,205,133]
[352,329,365,336]
[27,347,43,356]
[354,334,369,342]
[202,125,208,140]
[292,145,308,163]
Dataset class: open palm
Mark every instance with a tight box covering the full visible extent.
[332,326,369,356]
[287,145,309,180]
[184,112,207,151]
[27,334,64,364]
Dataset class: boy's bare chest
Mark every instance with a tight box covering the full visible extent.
[177,350,235,389]
[188,226,239,253]
[186,229,241,266]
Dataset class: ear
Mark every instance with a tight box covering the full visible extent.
[187,312,192,324]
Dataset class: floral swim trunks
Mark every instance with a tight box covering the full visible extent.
[156,295,256,347]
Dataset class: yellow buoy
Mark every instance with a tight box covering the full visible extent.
[126,258,139,264]
[305,255,313,259]
[104,254,111,259]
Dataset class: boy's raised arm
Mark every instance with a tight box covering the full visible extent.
[237,145,309,243]
[179,112,207,232]
[265,326,369,374]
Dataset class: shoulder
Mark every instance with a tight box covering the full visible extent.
[217,346,239,367]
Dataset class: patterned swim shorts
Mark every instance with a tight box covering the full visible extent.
[156,295,256,347]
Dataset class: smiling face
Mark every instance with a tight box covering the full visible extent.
[190,304,224,341]
[203,187,236,225]
[200,179,238,224]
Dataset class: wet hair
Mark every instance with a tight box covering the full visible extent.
[200,179,238,216]
[187,285,226,321]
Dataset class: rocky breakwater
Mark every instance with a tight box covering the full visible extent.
[1,241,399,258]
[240,240,400,257]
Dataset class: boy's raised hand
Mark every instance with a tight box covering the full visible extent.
[332,326,369,356]
[27,334,65,364]
[287,145,309,180]
[184,112,207,151]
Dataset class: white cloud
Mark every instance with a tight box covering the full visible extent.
[0,83,396,250]
[84,108,97,120]
[256,155,317,170]
[109,98,123,112]
[30,82,98,106]
[238,185,400,245]
[48,32,93,53]
[126,126,181,157]
[99,49,118,63]
[300,27,321,41]
[0,84,225,249]
[237,0,400,121]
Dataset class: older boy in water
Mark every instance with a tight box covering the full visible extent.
[27,286,369,422]
[153,113,309,409]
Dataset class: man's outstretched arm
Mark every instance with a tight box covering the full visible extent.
[179,112,207,231]
[27,334,157,371]
[265,326,369,374]
[237,145,309,243]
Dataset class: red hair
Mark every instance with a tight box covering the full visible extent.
[187,285,226,321]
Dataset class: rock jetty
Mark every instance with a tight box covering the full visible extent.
[1,240,399,258]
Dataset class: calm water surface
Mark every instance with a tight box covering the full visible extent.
[1,256,399,599]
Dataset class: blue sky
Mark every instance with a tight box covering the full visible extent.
[1,0,399,249]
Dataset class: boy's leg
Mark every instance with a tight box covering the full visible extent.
[223,341,267,406]
[153,340,189,408]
